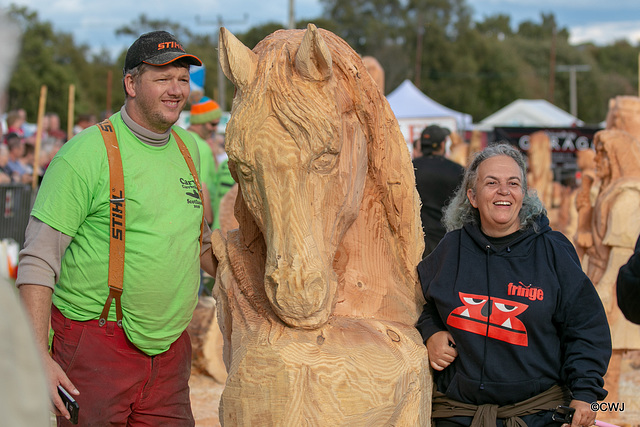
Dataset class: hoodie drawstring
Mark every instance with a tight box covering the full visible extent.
[480,244,491,391]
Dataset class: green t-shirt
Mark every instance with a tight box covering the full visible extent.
[32,113,203,355]
[189,131,217,221]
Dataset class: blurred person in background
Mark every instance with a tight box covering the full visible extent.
[5,133,31,183]
[413,124,464,257]
[72,113,97,135]
[0,144,12,183]
[5,109,26,137]
[188,97,221,226]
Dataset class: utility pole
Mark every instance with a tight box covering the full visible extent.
[556,65,590,118]
[414,12,424,87]
[288,0,295,29]
[548,23,557,103]
[196,13,249,110]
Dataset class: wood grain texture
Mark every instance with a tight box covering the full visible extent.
[212,23,431,426]
[187,296,228,384]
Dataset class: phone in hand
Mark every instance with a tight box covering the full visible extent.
[551,405,575,424]
[57,385,79,425]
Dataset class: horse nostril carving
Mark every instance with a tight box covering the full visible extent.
[387,329,401,342]
[317,335,325,345]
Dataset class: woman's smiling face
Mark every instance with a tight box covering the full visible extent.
[467,155,525,237]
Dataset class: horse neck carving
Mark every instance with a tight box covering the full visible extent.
[220,24,424,330]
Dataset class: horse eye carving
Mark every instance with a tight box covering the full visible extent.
[238,163,253,181]
[312,152,338,173]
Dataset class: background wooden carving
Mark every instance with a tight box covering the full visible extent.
[583,96,640,414]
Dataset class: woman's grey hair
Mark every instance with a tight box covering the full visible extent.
[442,143,546,232]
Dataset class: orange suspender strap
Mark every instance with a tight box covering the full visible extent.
[98,119,125,327]
[172,129,205,248]
[95,121,206,327]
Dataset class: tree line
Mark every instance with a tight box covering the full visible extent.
[4,1,639,129]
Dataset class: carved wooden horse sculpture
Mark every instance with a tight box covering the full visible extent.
[211,24,431,426]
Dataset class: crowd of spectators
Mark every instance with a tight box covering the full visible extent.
[0,109,84,185]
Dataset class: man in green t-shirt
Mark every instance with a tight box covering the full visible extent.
[187,97,221,226]
[16,31,218,426]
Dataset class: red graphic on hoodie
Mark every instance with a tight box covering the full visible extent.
[447,292,529,346]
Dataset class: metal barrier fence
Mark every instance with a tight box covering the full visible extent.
[0,184,36,248]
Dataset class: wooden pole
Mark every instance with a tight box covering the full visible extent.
[288,0,295,29]
[414,12,424,88]
[106,70,112,115]
[638,53,639,97]
[67,84,75,139]
[548,23,557,103]
[32,85,47,189]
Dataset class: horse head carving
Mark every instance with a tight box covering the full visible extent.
[219,23,423,330]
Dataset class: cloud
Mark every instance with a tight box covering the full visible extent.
[569,21,640,45]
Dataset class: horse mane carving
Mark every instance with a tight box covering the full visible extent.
[212,23,430,426]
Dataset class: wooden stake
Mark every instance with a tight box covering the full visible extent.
[106,70,112,115]
[67,84,75,140]
[32,84,47,189]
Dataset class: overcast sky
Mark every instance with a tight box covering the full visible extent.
[3,0,640,58]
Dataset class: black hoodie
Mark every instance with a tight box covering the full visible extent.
[417,215,611,407]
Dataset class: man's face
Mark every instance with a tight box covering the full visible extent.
[49,115,60,130]
[9,141,24,157]
[203,119,219,139]
[125,64,190,133]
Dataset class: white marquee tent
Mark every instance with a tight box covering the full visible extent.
[386,79,473,144]
[476,99,584,131]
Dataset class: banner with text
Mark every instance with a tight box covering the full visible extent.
[492,126,603,184]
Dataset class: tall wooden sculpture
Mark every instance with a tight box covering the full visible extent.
[527,131,554,211]
[584,96,640,408]
[210,24,431,426]
[573,148,597,262]
[361,56,385,93]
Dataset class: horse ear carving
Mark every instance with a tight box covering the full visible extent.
[295,23,332,81]
[219,27,258,91]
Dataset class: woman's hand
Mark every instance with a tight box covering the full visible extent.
[563,399,595,427]
[426,331,458,371]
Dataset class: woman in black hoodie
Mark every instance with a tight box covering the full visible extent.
[417,144,611,427]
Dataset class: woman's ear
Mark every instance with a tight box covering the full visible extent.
[467,188,477,208]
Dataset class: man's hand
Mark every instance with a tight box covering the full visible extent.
[426,330,457,371]
[19,284,79,421]
[44,354,79,421]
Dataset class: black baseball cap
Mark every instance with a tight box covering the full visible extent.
[124,31,202,73]
[420,124,450,152]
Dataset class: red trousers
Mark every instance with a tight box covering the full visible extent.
[51,305,194,427]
